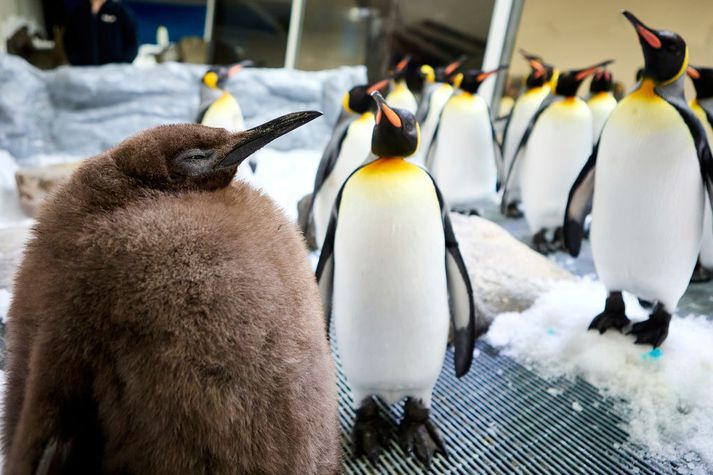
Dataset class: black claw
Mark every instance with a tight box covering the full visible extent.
[398,399,447,466]
[352,398,389,463]
[628,303,671,347]
[589,291,629,334]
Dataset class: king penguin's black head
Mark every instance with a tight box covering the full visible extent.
[343,79,390,114]
[370,92,419,158]
[687,66,713,100]
[589,69,614,93]
[201,60,253,89]
[114,111,321,191]
[555,60,613,97]
[428,56,466,83]
[623,11,687,84]
[453,66,508,94]
[520,50,555,88]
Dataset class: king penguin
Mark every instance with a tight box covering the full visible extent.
[411,57,465,166]
[316,92,477,465]
[426,66,507,215]
[686,64,713,283]
[385,56,419,114]
[198,61,255,180]
[307,79,389,248]
[3,111,342,473]
[503,59,612,253]
[564,11,713,347]
[587,67,618,142]
[500,50,556,218]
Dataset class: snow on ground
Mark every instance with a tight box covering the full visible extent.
[486,278,713,465]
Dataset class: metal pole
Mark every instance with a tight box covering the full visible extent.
[204,0,216,43]
[478,0,516,106]
[284,0,306,69]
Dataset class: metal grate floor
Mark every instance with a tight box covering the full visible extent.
[337,341,684,474]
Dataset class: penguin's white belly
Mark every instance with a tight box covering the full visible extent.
[502,87,550,199]
[412,84,452,166]
[333,162,449,405]
[313,116,374,248]
[431,94,497,206]
[591,94,703,309]
[386,84,418,115]
[588,93,617,142]
[521,99,592,232]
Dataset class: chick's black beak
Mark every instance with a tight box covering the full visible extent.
[623,10,662,49]
[215,111,322,169]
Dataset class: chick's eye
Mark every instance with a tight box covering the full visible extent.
[175,149,206,161]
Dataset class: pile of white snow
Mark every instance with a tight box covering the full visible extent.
[486,279,713,466]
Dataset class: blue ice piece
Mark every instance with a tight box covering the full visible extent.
[546,328,556,336]
[642,348,663,361]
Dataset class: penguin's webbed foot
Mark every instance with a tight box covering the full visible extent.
[628,303,671,347]
[532,229,555,254]
[589,291,629,334]
[504,202,523,218]
[690,260,713,284]
[398,398,447,467]
[352,398,389,464]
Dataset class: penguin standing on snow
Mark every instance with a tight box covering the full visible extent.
[426,66,507,215]
[587,68,618,142]
[686,65,713,283]
[411,57,465,166]
[385,56,419,114]
[503,59,612,253]
[317,92,477,465]
[3,112,341,473]
[198,61,255,179]
[564,12,713,347]
[500,50,556,218]
[306,79,389,248]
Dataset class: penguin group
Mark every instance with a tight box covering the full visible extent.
[5,7,713,473]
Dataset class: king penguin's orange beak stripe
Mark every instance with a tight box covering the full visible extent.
[575,67,598,81]
[380,104,401,127]
[528,59,545,78]
[444,60,462,76]
[367,79,390,94]
[687,66,700,79]
[228,64,243,77]
[396,56,410,72]
[476,70,497,82]
[636,25,662,49]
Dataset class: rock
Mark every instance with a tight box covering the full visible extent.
[15,162,81,217]
[450,214,575,331]
[297,193,318,251]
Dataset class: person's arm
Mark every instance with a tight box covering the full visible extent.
[117,3,138,63]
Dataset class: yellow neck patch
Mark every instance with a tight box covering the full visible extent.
[357,158,420,177]
[631,79,659,102]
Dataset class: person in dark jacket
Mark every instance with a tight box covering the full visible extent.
[64,0,138,65]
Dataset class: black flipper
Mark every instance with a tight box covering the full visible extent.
[563,141,599,257]
[301,118,352,233]
[426,174,478,377]
[500,93,557,213]
[485,102,504,190]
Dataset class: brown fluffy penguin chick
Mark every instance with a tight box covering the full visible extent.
[3,112,341,475]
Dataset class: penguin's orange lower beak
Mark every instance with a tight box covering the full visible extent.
[623,11,662,49]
